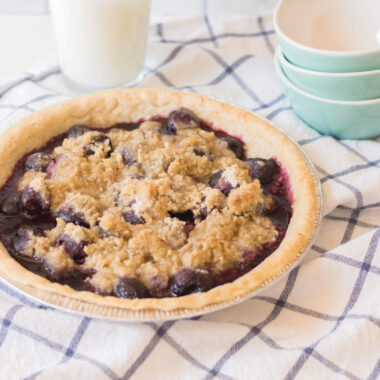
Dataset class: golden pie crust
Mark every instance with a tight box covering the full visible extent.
[0,89,320,319]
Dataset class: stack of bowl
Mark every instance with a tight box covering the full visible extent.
[273,0,380,139]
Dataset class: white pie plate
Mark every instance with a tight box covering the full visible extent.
[0,91,323,321]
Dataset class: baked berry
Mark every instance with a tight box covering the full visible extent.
[159,120,177,135]
[265,194,291,230]
[223,136,245,160]
[183,221,195,237]
[45,154,64,179]
[121,148,136,166]
[57,205,90,228]
[199,207,209,220]
[193,148,206,157]
[208,170,233,196]
[55,233,87,264]
[98,227,113,238]
[246,158,279,183]
[25,153,51,172]
[13,227,33,255]
[68,125,91,138]
[20,187,50,216]
[216,267,239,284]
[122,211,146,225]
[166,108,200,134]
[49,268,95,290]
[235,250,262,274]
[84,134,113,158]
[150,276,170,298]
[170,268,215,296]
[113,277,150,299]
[1,194,20,215]
[168,209,194,223]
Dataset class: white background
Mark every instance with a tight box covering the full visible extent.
[0,0,279,81]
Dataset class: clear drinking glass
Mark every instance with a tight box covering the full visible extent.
[49,0,151,91]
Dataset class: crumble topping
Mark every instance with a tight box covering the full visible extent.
[1,108,292,298]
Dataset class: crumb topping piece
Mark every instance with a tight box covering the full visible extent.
[9,109,286,296]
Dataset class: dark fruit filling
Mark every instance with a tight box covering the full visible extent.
[55,233,88,265]
[208,170,234,196]
[58,205,90,228]
[0,110,292,298]
[122,211,146,225]
[114,277,150,299]
[170,268,215,296]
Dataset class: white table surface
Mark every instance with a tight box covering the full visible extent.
[0,0,278,82]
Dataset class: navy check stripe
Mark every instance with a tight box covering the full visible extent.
[320,159,380,184]
[203,48,284,109]
[146,323,233,380]
[204,268,300,379]
[323,253,380,276]
[257,16,274,54]
[163,54,256,92]
[310,351,361,380]
[338,202,380,212]
[1,93,63,122]
[251,93,285,112]
[24,317,92,380]
[157,30,275,45]
[311,244,326,254]
[236,322,362,380]
[0,280,49,309]
[285,228,380,378]
[368,357,380,380]
[254,296,380,326]
[339,141,372,163]
[324,214,379,230]
[204,0,218,48]
[312,243,380,278]
[151,70,198,93]
[0,305,23,348]
[0,103,34,112]
[122,321,176,379]
[316,163,365,255]
[156,23,163,41]
[265,105,292,120]
[341,208,360,244]
[0,69,60,99]
[298,135,325,145]
[316,164,363,207]
[0,315,119,380]
[204,48,265,106]
[63,317,91,360]
[150,53,255,93]
[298,135,373,166]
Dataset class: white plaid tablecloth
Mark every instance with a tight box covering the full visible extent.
[0,11,380,380]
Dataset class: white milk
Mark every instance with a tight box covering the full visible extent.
[49,0,151,90]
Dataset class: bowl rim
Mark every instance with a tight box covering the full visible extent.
[277,47,380,77]
[274,0,380,57]
[274,50,380,105]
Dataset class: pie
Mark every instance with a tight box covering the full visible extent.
[0,89,320,318]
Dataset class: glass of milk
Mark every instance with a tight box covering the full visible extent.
[49,0,151,91]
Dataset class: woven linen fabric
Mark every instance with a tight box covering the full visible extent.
[0,13,380,380]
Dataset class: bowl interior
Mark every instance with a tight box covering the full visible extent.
[276,0,380,52]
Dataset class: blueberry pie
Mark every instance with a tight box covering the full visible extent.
[0,89,320,317]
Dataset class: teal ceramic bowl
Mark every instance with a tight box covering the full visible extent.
[274,0,380,73]
[274,54,380,139]
[277,48,380,101]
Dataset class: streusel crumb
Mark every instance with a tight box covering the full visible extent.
[16,111,280,293]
